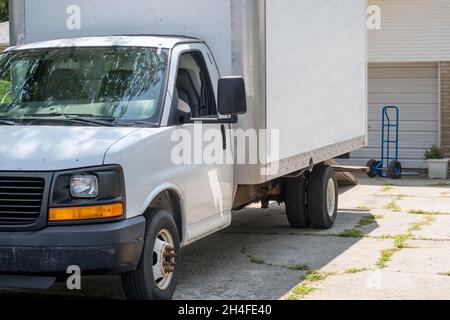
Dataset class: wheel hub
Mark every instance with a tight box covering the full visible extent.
[161,244,177,275]
[326,178,336,217]
[152,229,176,290]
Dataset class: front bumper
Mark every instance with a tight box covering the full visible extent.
[0,216,146,275]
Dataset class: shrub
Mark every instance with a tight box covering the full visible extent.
[425,145,444,160]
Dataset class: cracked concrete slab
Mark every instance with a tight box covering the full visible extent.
[305,270,450,300]
[414,215,450,240]
[386,240,450,275]
[359,212,423,237]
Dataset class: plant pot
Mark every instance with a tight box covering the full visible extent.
[427,159,449,179]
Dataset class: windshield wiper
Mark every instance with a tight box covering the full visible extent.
[129,120,158,127]
[0,118,18,126]
[24,113,116,127]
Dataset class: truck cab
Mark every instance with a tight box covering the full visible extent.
[0,36,246,299]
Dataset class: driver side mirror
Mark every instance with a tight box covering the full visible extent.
[218,77,247,116]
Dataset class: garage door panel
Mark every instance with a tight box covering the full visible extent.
[369,69,437,79]
[367,132,437,149]
[369,104,438,121]
[369,93,438,104]
[369,120,439,132]
[351,148,427,160]
[369,65,438,79]
[369,78,437,93]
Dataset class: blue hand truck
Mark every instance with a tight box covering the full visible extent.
[367,106,402,179]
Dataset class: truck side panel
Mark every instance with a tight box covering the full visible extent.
[264,0,368,179]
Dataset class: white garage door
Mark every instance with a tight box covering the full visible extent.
[350,63,439,169]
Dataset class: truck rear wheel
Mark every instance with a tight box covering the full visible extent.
[307,165,338,229]
[285,176,310,228]
[122,210,180,300]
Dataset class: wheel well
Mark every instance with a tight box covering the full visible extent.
[145,190,183,241]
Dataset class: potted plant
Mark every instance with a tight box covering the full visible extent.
[425,145,449,179]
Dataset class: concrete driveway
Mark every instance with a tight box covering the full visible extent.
[1,174,450,300]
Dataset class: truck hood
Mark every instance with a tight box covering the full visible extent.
[0,126,139,171]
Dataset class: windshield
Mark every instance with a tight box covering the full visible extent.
[0,46,168,126]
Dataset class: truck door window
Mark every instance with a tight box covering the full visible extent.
[176,52,217,119]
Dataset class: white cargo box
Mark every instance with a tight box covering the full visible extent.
[10,0,368,185]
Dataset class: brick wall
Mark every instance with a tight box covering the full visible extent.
[441,62,450,159]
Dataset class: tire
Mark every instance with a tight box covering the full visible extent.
[285,175,310,228]
[366,159,380,178]
[122,210,180,300]
[307,165,338,229]
[388,160,402,180]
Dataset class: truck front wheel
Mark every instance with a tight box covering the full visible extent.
[122,210,180,300]
[307,166,338,229]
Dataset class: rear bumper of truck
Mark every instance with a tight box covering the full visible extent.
[0,216,146,277]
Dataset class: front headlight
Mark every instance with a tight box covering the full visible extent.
[70,175,98,198]
[50,165,125,223]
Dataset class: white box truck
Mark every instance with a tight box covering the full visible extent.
[0,0,367,299]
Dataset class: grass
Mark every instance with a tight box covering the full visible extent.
[285,269,334,299]
[240,247,265,264]
[339,229,365,238]
[248,255,265,264]
[378,234,396,240]
[287,264,310,271]
[408,224,422,232]
[439,272,450,277]
[304,270,329,282]
[358,215,377,226]
[408,216,436,233]
[393,234,411,249]
[345,268,367,274]
[376,248,399,268]
[375,234,414,268]
[383,201,401,212]
[271,262,311,271]
[285,284,316,300]
[292,284,316,295]
[357,214,383,227]
[241,246,311,271]
[375,219,431,269]
[381,186,395,192]
[408,210,448,216]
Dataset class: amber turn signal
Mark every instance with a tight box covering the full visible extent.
[49,203,124,222]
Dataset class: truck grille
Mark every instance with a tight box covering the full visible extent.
[0,177,45,227]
